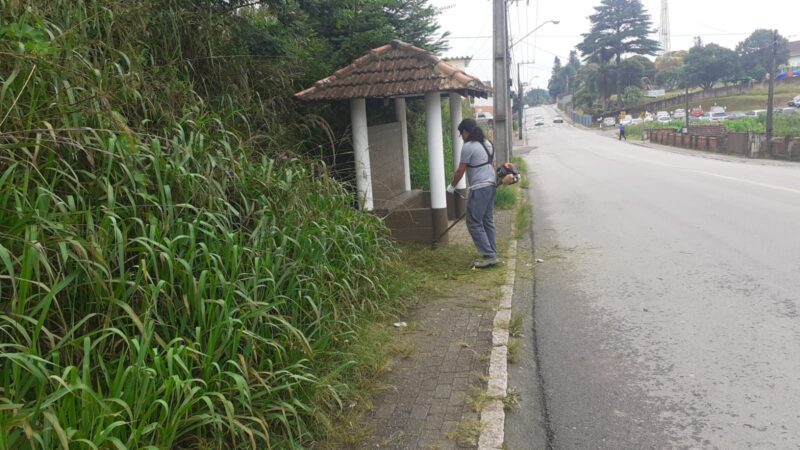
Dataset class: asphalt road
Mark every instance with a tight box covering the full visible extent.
[521,106,800,449]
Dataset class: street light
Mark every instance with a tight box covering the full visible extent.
[510,20,560,49]
[511,20,558,141]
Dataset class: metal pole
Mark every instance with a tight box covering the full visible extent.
[684,85,689,132]
[493,0,509,164]
[518,62,524,140]
[766,29,777,156]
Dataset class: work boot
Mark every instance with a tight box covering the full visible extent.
[473,257,499,268]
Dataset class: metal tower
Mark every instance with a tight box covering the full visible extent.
[659,0,671,54]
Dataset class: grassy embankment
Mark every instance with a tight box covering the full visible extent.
[0,1,440,448]
[619,83,799,112]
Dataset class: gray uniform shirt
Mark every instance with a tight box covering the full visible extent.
[460,140,495,190]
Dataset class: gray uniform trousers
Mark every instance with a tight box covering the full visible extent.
[466,185,497,259]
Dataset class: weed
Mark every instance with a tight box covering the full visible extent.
[445,419,484,447]
[507,339,522,364]
[509,313,524,338]
[495,185,517,209]
[503,388,522,411]
[466,385,491,412]
[390,340,416,359]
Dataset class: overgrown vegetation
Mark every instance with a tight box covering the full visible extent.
[624,115,800,141]
[0,0,448,447]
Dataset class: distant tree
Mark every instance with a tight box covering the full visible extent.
[547,56,564,99]
[524,88,551,106]
[622,85,643,105]
[736,29,789,81]
[619,57,646,88]
[627,55,655,82]
[683,43,738,90]
[302,0,448,68]
[654,50,686,71]
[577,0,660,107]
[655,66,684,90]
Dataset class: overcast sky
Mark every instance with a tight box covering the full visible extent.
[430,0,797,93]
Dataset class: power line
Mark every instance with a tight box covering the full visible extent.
[445,32,753,40]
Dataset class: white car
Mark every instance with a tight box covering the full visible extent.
[672,109,686,120]
[631,118,644,125]
[602,117,616,127]
[656,111,671,123]
[552,116,564,123]
[534,116,545,126]
[620,115,633,126]
[709,111,728,121]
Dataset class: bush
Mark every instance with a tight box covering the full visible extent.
[0,2,400,448]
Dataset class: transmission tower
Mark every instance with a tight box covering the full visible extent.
[659,0,671,54]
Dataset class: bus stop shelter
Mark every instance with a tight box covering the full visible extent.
[295,40,491,244]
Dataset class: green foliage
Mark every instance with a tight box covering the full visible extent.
[577,0,660,106]
[625,116,800,140]
[524,88,551,106]
[0,0,449,447]
[494,187,517,209]
[722,115,800,135]
[684,43,739,90]
[623,86,643,105]
[736,30,790,81]
[655,66,686,90]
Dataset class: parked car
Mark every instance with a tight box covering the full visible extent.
[710,105,726,114]
[776,107,799,115]
[643,113,654,122]
[656,111,671,123]
[672,108,686,119]
[709,111,728,121]
[602,117,616,127]
[690,106,704,117]
[620,115,633,126]
[534,116,545,126]
[788,95,800,107]
[552,116,564,123]
[745,109,767,117]
[725,111,747,120]
[476,112,493,120]
[631,117,644,125]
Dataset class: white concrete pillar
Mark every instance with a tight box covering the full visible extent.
[350,98,373,210]
[425,92,446,210]
[449,94,465,189]
[394,97,411,192]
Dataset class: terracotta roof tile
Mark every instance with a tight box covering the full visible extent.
[295,40,491,101]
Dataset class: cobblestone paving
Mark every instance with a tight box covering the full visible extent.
[356,212,513,449]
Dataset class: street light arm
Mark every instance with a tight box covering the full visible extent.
[510,20,559,49]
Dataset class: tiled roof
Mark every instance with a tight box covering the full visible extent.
[789,40,800,57]
[295,40,491,101]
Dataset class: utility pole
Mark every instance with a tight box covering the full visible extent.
[493,0,510,164]
[517,63,524,140]
[684,84,689,132]
[517,62,536,140]
[766,29,777,156]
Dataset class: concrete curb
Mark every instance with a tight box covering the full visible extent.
[478,239,517,450]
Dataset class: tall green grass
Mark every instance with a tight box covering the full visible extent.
[0,1,399,448]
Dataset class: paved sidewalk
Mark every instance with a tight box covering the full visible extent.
[355,211,514,449]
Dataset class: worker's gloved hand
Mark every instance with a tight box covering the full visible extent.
[446,184,455,194]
